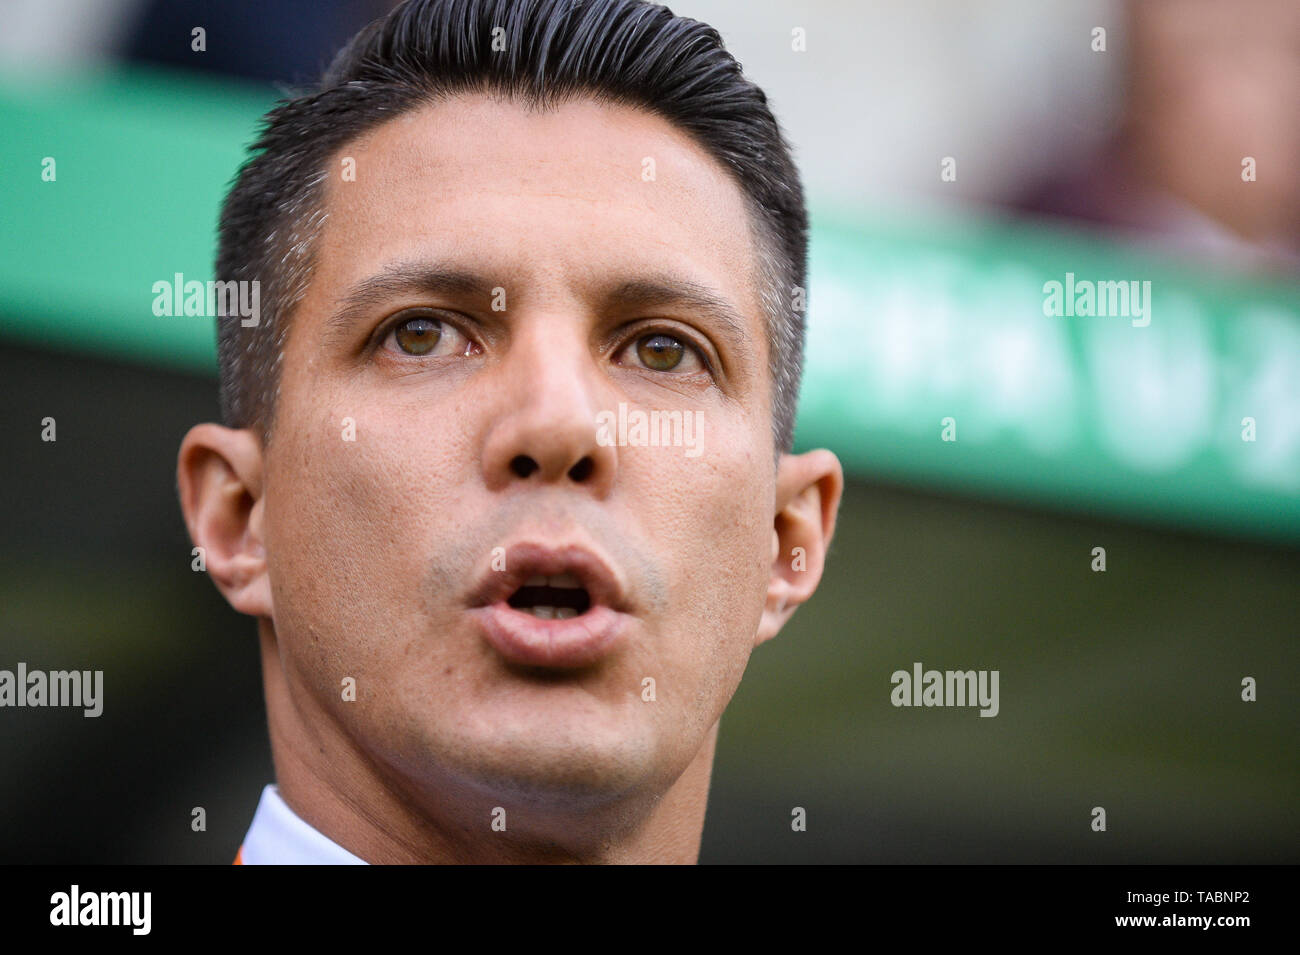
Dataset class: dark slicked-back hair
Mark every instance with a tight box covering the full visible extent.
[217,0,808,452]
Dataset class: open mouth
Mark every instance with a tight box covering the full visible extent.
[468,542,630,668]
[505,573,592,619]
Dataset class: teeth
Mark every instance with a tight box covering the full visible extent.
[515,573,587,619]
[520,605,580,620]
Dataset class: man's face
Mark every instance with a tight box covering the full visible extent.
[262,92,778,811]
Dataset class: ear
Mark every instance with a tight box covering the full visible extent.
[755,448,843,646]
[176,423,273,618]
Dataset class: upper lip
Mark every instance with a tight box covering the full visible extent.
[467,541,630,613]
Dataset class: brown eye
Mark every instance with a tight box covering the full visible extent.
[636,333,685,371]
[393,317,442,355]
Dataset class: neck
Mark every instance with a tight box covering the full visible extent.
[256,619,715,864]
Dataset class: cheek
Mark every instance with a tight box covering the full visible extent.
[638,440,772,714]
[269,354,474,549]
[260,389,466,678]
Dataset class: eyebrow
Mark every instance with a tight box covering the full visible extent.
[326,263,497,340]
[324,262,754,351]
[604,276,751,350]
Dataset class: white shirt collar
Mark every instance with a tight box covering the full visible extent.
[240,784,369,865]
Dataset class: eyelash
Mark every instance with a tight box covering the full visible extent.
[376,310,478,359]
[375,311,714,377]
[613,325,713,376]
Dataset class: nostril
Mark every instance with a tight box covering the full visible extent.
[511,455,540,478]
[568,457,594,482]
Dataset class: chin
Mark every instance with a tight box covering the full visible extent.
[422,706,668,810]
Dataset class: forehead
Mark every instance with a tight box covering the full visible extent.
[309,91,767,336]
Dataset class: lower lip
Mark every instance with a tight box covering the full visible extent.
[471,603,628,668]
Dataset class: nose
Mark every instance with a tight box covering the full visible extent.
[480,313,618,497]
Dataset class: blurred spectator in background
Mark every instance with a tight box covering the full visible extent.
[1014,0,1300,274]
[7,0,1296,276]
[0,0,395,86]
[123,0,396,85]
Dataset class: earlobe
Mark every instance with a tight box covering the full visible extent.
[755,448,843,646]
[177,423,274,618]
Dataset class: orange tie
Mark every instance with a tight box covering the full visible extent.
[233,847,244,865]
